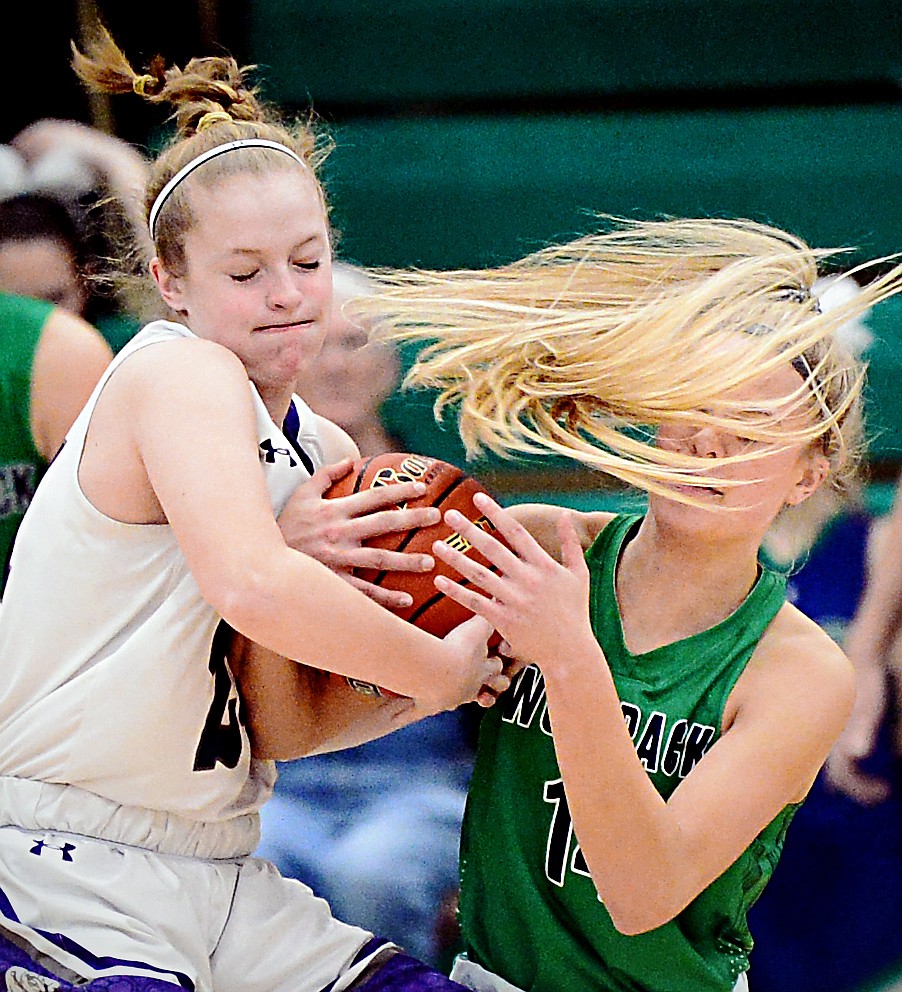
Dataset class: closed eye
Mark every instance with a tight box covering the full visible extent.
[293,260,321,271]
[230,270,258,282]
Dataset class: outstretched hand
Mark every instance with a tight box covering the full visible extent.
[278,458,440,609]
[432,493,594,670]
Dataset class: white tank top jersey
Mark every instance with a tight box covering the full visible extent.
[0,320,325,840]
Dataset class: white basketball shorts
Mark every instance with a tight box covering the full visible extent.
[0,782,391,992]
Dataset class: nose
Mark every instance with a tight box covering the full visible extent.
[266,267,304,311]
[687,425,724,459]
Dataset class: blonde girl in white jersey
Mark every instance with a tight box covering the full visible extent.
[0,27,509,992]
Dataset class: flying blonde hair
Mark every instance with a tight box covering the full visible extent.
[352,218,902,498]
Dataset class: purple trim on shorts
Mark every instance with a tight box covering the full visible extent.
[0,884,194,989]
[332,948,468,992]
[0,930,181,989]
[317,938,393,992]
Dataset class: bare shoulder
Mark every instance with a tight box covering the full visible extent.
[129,333,244,373]
[30,308,112,460]
[90,335,254,471]
[37,307,113,364]
[111,334,250,407]
[724,602,854,801]
[309,413,360,463]
[78,334,259,523]
[508,503,617,559]
[32,308,112,404]
[763,602,852,679]
[733,602,854,731]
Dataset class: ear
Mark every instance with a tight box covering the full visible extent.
[785,453,830,507]
[150,257,185,314]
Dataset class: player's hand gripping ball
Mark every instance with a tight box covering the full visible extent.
[325,452,506,697]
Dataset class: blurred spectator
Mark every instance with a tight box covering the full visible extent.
[0,193,90,315]
[0,118,153,351]
[9,119,149,246]
[294,261,402,456]
[828,476,902,809]
[746,275,902,992]
[255,262,477,966]
[0,291,112,585]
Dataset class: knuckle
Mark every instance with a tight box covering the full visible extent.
[322,523,347,546]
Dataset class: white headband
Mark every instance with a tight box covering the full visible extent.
[148,138,307,240]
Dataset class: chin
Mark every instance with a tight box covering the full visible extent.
[649,492,727,534]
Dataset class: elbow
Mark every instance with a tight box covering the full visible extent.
[608,908,667,937]
[607,906,676,937]
[601,887,682,936]
[203,566,273,637]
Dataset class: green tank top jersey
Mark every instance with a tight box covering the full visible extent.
[459,513,797,992]
[0,293,54,575]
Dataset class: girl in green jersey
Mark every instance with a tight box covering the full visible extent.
[423,336,870,990]
[239,220,902,991]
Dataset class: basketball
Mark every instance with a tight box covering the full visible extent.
[325,452,506,697]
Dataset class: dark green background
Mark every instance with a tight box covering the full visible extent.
[23,1,901,490]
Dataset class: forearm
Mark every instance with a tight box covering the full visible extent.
[303,696,422,756]
[541,645,691,933]
[232,634,420,760]
[216,545,459,703]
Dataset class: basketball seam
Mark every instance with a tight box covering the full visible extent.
[352,456,378,495]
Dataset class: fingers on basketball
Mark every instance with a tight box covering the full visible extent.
[324,452,508,697]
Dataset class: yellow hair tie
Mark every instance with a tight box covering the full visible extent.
[132,74,155,97]
[197,110,233,132]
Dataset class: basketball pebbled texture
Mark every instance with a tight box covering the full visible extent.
[324,452,506,697]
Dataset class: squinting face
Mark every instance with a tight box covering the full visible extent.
[152,167,333,397]
[653,363,830,534]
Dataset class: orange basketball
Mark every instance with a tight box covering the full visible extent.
[324,452,506,697]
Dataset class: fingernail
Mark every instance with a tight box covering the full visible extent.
[398,593,413,607]
[413,483,427,494]
[426,508,441,522]
[419,555,434,570]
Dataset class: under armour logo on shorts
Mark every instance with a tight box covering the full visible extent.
[5,966,61,992]
[29,841,76,861]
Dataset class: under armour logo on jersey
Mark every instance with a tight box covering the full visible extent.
[259,439,297,467]
[5,967,61,992]
[29,840,76,861]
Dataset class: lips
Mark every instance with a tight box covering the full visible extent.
[673,482,724,499]
[254,320,313,333]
